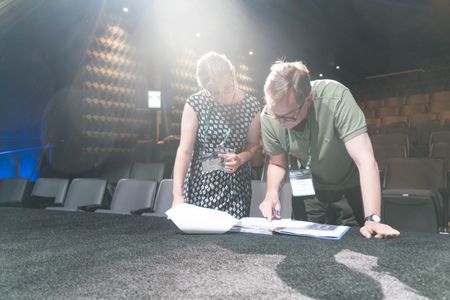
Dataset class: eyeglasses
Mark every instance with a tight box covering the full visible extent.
[264,102,304,122]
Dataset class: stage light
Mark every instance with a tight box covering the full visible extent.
[123,7,128,13]
[336,65,340,69]
[248,50,254,56]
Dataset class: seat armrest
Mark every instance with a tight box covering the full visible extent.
[131,207,154,215]
[78,204,108,212]
[42,202,63,209]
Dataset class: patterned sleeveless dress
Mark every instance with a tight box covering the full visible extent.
[184,90,261,218]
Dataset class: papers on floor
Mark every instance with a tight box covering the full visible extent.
[166,203,350,239]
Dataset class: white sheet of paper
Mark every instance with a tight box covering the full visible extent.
[166,203,238,234]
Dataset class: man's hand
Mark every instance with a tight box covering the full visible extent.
[360,221,400,239]
[259,194,281,221]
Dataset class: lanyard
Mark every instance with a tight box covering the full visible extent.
[203,103,232,148]
[285,108,312,170]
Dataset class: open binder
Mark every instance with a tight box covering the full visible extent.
[166,204,350,240]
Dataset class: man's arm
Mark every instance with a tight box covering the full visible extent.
[259,153,288,221]
[344,133,400,239]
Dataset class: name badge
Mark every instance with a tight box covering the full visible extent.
[289,169,316,196]
[200,153,223,173]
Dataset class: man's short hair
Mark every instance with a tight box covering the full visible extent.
[264,61,311,106]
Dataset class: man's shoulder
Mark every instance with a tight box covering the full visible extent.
[260,108,282,133]
[312,79,349,99]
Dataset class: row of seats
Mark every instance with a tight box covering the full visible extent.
[360,90,450,109]
[2,156,447,233]
[371,130,450,172]
[366,112,450,132]
[0,177,172,216]
[0,162,165,208]
[0,176,292,219]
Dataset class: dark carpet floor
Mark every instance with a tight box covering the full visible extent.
[1,207,449,299]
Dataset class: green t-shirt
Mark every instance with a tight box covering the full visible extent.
[261,79,367,190]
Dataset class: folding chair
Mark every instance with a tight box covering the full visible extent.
[30,178,69,208]
[0,178,28,207]
[46,178,106,212]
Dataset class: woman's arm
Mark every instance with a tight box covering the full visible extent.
[172,103,198,206]
[221,113,261,173]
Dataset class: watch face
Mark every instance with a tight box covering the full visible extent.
[371,215,381,222]
[366,214,381,222]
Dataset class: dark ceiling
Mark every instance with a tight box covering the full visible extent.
[1,0,450,87]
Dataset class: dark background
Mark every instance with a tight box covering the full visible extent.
[1,0,450,175]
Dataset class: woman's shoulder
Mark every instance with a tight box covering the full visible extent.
[243,93,263,111]
[187,90,208,105]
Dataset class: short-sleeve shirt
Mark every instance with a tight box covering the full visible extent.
[261,79,367,190]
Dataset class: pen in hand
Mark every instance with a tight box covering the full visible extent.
[272,207,281,220]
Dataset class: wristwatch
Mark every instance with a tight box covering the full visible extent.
[364,214,381,223]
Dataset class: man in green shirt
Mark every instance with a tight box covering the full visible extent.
[259,61,399,239]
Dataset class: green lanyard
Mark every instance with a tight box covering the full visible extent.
[284,110,312,171]
[203,102,239,198]
[203,104,232,148]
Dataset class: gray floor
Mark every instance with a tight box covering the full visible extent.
[1,207,449,299]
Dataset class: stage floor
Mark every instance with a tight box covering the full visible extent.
[1,207,449,299]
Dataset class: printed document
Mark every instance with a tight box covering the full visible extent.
[166,203,350,239]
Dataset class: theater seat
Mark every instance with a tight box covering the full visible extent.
[249,180,292,218]
[382,189,442,233]
[30,178,69,208]
[382,158,448,232]
[46,178,106,212]
[94,179,156,215]
[0,178,28,207]
[130,162,164,184]
[142,179,173,217]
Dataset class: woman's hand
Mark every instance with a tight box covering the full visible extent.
[172,194,185,207]
[218,152,241,173]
